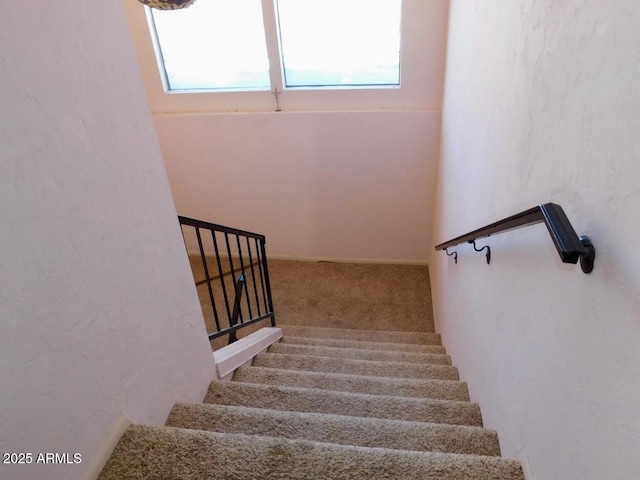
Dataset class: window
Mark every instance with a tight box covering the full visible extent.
[276,0,401,88]
[150,1,270,91]
[148,0,402,92]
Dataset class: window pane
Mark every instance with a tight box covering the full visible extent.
[151,1,270,91]
[276,0,401,88]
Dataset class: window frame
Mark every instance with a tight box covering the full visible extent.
[124,0,448,113]
[147,0,402,94]
[148,0,274,93]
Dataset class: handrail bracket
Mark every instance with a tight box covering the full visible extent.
[470,240,491,265]
[445,248,458,264]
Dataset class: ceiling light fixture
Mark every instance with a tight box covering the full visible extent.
[137,0,196,10]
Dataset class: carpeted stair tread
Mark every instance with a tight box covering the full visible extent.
[280,324,442,345]
[205,381,482,426]
[281,335,446,354]
[232,366,470,401]
[99,425,524,480]
[166,402,501,457]
[253,352,459,381]
[269,342,452,365]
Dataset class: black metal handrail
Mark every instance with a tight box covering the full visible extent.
[435,203,595,274]
[178,216,276,344]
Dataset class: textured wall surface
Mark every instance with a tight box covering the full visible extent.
[157,111,440,263]
[0,2,214,479]
[431,2,640,479]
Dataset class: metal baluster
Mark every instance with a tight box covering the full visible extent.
[224,233,242,325]
[228,273,245,344]
[195,227,220,332]
[259,239,276,327]
[211,230,231,319]
[246,237,262,316]
[255,238,268,313]
[236,234,253,320]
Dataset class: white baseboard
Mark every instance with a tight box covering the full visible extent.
[213,327,283,380]
[83,414,132,480]
[267,254,429,266]
[519,454,535,480]
[185,250,428,266]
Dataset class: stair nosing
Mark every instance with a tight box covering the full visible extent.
[259,351,455,369]
[167,402,501,457]
[269,343,452,363]
[172,402,495,435]
[252,352,460,381]
[281,335,447,353]
[233,365,470,401]
[216,380,478,409]
[235,365,468,387]
[280,325,442,345]
[117,425,523,469]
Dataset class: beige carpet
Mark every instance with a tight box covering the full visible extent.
[100,324,524,479]
[100,425,523,480]
[189,257,434,350]
[269,260,434,332]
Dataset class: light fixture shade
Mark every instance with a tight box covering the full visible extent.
[137,0,197,10]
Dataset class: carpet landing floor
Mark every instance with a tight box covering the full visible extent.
[99,324,524,479]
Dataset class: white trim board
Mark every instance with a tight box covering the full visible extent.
[268,254,429,266]
[213,327,282,381]
[83,414,132,480]
[185,250,429,266]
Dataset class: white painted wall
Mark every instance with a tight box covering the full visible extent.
[431,2,640,479]
[0,3,214,480]
[125,0,449,264]
[157,111,440,263]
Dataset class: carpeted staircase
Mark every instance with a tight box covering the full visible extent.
[99,325,524,479]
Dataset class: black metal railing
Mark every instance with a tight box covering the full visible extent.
[435,203,595,274]
[178,216,276,344]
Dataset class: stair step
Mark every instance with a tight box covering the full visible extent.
[205,381,482,426]
[99,425,524,480]
[233,366,470,401]
[281,335,446,354]
[280,325,441,345]
[269,342,452,365]
[166,403,501,456]
[253,352,459,381]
